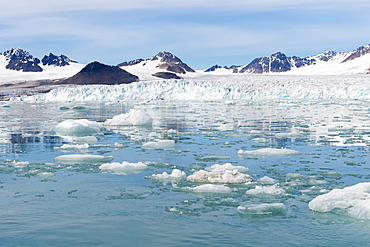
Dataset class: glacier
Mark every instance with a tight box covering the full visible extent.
[13,74,370,102]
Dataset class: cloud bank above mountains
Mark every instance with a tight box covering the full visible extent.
[1,0,370,69]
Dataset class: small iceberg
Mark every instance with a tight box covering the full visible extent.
[238,147,301,156]
[188,184,232,194]
[187,163,252,184]
[149,169,187,183]
[54,119,105,137]
[53,154,113,164]
[309,182,370,220]
[105,109,153,126]
[99,161,148,175]
[54,143,89,151]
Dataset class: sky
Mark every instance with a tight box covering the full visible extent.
[0,0,370,69]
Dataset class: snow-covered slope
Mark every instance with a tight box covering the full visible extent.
[0,49,85,84]
[204,44,370,75]
[118,51,196,80]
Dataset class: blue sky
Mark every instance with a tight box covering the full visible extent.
[1,0,370,69]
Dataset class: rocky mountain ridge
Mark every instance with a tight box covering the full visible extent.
[1,48,77,72]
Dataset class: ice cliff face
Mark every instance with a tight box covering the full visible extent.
[16,75,370,102]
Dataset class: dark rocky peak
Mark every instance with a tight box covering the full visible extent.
[342,44,370,63]
[59,61,139,85]
[204,64,241,73]
[3,48,42,72]
[151,51,182,63]
[117,58,145,67]
[240,52,292,73]
[42,53,77,67]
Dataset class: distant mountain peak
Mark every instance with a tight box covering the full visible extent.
[42,53,77,67]
[118,51,195,74]
[3,48,43,72]
[342,44,370,63]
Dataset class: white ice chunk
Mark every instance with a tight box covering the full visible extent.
[237,203,287,216]
[54,143,89,151]
[105,109,153,126]
[257,176,276,185]
[187,163,252,184]
[142,140,175,149]
[309,182,370,220]
[205,163,249,173]
[189,184,232,193]
[99,161,148,175]
[149,169,187,181]
[246,185,286,196]
[53,154,113,164]
[54,119,105,137]
[238,147,301,156]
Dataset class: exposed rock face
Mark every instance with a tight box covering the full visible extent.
[152,72,182,79]
[342,44,370,63]
[59,61,139,85]
[118,51,195,74]
[240,52,293,73]
[117,58,145,67]
[42,53,77,66]
[3,48,43,72]
[204,64,241,73]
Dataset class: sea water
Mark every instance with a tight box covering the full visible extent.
[1,99,370,246]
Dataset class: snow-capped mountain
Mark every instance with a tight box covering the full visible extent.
[2,48,43,72]
[118,51,195,80]
[205,44,370,75]
[42,53,77,67]
[0,48,85,83]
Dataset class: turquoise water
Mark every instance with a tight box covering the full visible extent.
[1,100,370,246]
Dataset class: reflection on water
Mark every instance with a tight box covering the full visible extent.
[0,99,370,246]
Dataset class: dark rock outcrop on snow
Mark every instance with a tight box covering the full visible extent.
[58,61,139,85]
[3,48,43,72]
[342,45,370,63]
[42,53,77,66]
[204,64,240,73]
[152,72,182,79]
[118,51,195,74]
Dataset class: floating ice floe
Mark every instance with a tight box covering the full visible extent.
[104,109,153,126]
[187,184,232,194]
[308,182,370,220]
[53,154,113,164]
[99,161,148,175]
[187,163,252,184]
[54,119,105,137]
[238,147,301,156]
[142,140,175,149]
[149,169,187,182]
[54,143,89,151]
[246,185,286,196]
[237,203,287,216]
[257,176,276,185]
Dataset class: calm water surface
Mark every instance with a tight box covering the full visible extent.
[0,100,370,246]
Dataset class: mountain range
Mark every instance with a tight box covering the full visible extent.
[1,44,370,87]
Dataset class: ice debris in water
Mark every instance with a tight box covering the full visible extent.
[54,119,105,137]
[309,182,370,220]
[188,184,232,194]
[237,203,287,216]
[187,163,252,184]
[53,154,114,164]
[238,147,301,156]
[149,169,187,182]
[104,109,153,126]
[54,143,89,151]
[246,185,286,196]
[99,161,148,175]
[142,140,175,149]
[257,176,276,185]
